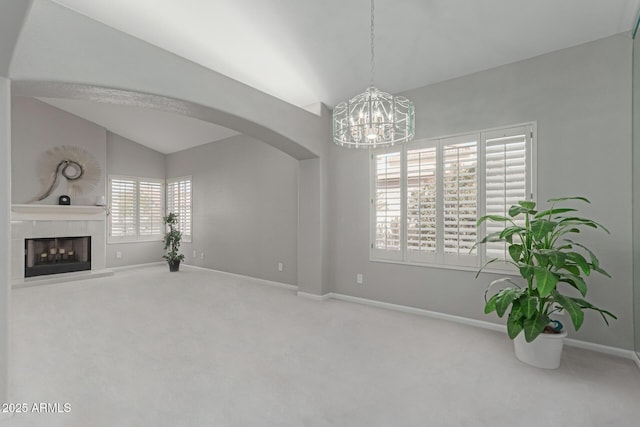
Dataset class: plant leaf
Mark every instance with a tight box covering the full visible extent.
[537,249,567,269]
[509,244,523,263]
[564,240,601,269]
[478,231,504,244]
[484,293,499,314]
[570,297,617,325]
[534,208,577,219]
[534,267,559,297]
[531,219,556,241]
[551,291,585,330]
[523,312,549,342]
[507,315,524,339]
[562,265,580,276]
[509,300,524,321]
[509,205,536,217]
[559,218,610,234]
[495,288,522,317]
[518,200,537,210]
[477,215,513,225]
[566,252,590,276]
[520,296,538,319]
[558,273,587,297]
[500,226,526,243]
[593,266,612,278]
[547,196,590,204]
[519,265,534,280]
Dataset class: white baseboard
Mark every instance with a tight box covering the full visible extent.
[327,292,638,365]
[564,338,636,360]
[296,291,331,301]
[329,293,507,334]
[12,268,115,289]
[181,264,298,292]
[110,262,164,271]
[111,264,640,368]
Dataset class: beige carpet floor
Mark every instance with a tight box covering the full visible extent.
[4,265,640,426]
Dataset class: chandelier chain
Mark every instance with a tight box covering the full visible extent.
[370,0,375,88]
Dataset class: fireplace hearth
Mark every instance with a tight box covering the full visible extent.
[25,236,91,278]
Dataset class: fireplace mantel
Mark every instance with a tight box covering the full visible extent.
[11,204,107,221]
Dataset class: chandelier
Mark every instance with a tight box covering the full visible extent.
[332,0,415,148]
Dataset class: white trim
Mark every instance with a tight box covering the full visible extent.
[563,338,637,360]
[181,264,298,292]
[296,291,331,301]
[90,263,640,369]
[370,257,521,276]
[327,291,638,363]
[110,262,164,271]
[330,292,506,333]
[12,269,114,289]
[11,204,106,221]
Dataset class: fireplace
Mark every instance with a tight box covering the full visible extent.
[25,236,91,278]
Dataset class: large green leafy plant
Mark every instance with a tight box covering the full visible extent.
[163,212,185,266]
[476,197,616,342]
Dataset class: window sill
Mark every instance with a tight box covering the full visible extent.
[107,239,163,245]
[369,257,521,277]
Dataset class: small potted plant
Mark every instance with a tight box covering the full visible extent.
[163,212,185,272]
[475,197,616,369]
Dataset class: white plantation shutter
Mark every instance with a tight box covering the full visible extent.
[370,123,534,271]
[484,126,531,261]
[109,178,137,239]
[373,151,402,259]
[442,137,478,265]
[109,176,164,242]
[139,180,164,238]
[406,144,437,262]
[166,177,192,243]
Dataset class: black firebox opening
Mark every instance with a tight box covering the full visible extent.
[25,236,91,278]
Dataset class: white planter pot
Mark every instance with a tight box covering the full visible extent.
[513,330,567,369]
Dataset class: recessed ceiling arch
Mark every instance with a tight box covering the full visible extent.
[12,81,319,160]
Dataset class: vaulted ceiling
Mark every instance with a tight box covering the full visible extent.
[6,0,640,154]
[50,0,640,108]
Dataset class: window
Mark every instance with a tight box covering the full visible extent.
[108,176,164,243]
[371,123,535,270]
[166,177,192,243]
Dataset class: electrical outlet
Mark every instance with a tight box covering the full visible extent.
[116,251,122,259]
[200,252,205,260]
[356,273,363,285]
[193,250,197,258]
[278,262,283,272]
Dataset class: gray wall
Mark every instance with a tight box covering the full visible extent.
[0,76,11,404]
[106,132,165,268]
[0,0,32,77]
[11,97,107,206]
[328,34,634,349]
[634,32,640,357]
[167,135,298,285]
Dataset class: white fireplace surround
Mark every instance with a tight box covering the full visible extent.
[11,204,108,284]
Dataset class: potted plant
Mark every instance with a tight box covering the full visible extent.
[475,197,616,369]
[163,212,185,272]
